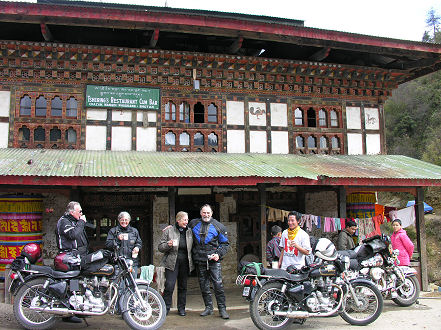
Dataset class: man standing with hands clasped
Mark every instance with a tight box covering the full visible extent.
[279,211,311,270]
[189,204,230,319]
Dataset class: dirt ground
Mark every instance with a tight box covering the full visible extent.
[1,293,441,330]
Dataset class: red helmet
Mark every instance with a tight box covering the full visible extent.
[54,252,81,271]
[21,243,42,264]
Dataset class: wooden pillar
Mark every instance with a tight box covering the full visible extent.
[415,187,428,291]
[168,187,176,225]
[258,184,267,266]
[338,186,347,218]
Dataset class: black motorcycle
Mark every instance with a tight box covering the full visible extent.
[8,243,166,330]
[237,238,383,329]
[339,235,420,307]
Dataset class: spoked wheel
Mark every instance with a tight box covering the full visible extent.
[392,275,420,307]
[340,281,383,326]
[13,278,57,330]
[250,282,293,330]
[122,286,166,330]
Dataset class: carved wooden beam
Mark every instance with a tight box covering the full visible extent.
[229,36,243,54]
[150,28,159,48]
[40,22,53,41]
[309,47,330,61]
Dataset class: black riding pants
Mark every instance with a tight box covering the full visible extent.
[163,254,189,311]
[196,261,226,309]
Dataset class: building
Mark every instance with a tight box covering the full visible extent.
[1,0,441,288]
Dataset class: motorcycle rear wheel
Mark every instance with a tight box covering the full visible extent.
[13,278,57,330]
[121,286,166,330]
[250,282,294,330]
[340,281,383,326]
[392,275,420,307]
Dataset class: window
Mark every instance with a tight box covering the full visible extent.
[194,132,204,146]
[319,109,327,127]
[307,136,316,148]
[65,128,77,144]
[34,127,45,141]
[179,102,190,123]
[18,126,30,141]
[208,132,218,146]
[50,128,61,142]
[35,96,47,117]
[165,101,176,121]
[179,132,190,146]
[20,95,31,116]
[320,136,328,149]
[51,97,62,117]
[330,110,339,127]
[294,108,303,126]
[165,131,176,145]
[207,103,217,123]
[296,136,304,148]
[307,108,316,127]
[66,97,78,117]
[331,136,340,149]
[194,102,205,123]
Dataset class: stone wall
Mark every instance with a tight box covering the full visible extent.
[41,193,70,265]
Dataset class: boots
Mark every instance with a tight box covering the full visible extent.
[200,305,213,316]
[219,307,229,319]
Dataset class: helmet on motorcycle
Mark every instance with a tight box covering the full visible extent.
[20,243,42,264]
[314,238,337,261]
[54,252,81,271]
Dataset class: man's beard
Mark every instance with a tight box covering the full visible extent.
[202,217,211,222]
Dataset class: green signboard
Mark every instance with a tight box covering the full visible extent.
[86,85,160,110]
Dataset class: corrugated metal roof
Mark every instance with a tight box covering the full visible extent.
[1,148,441,181]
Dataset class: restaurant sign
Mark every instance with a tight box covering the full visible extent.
[86,85,160,110]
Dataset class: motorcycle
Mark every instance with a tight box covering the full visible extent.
[8,243,166,330]
[340,235,420,307]
[237,238,383,329]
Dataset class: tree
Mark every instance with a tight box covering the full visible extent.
[424,8,441,43]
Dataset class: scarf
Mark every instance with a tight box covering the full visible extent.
[287,226,300,240]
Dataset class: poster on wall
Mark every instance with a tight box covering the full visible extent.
[86,85,160,110]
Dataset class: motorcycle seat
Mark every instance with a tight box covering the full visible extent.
[264,268,309,282]
[29,264,81,278]
[337,250,357,259]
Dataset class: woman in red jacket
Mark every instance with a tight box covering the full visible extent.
[391,219,414,266]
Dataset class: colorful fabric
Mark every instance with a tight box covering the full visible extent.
[287,226,300,240]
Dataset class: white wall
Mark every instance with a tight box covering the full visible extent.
[366,134,381,154]
[346,106,361,129]
[270,103,288,127]
[250,131,267,153]
[248,102,266,126]
[111,126,132,151]
[0,91,11,117]
[136,127,156,151]
[86,109,107,120]
[112,110,132,122]
[0,122,9,148]
[271,131,289,154]
[85,125,107,150]
[226,101,244,125]
[347,133,363,155]
[136,111,157,123]
[227,130,245,153]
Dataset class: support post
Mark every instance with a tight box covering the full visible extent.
[258,184,267,266]
[168,187,176,225]
[415,187,428,291]
[338,186,347,218]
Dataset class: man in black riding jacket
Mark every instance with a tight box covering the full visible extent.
[189,204,230,319]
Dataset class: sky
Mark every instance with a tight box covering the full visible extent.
[3,0,441,41]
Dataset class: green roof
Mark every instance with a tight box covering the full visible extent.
[1,149,441,183]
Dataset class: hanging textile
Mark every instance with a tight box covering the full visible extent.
[389,206,416,228]
[346,192,376,219]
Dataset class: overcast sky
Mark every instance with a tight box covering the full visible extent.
[4,0,441,41]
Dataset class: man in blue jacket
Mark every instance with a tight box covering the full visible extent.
[189,204,230,319]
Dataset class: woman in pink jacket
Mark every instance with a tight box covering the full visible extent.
[391,219,414,266]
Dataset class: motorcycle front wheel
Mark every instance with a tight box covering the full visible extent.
[340,280,383,326]
[392,275,420,307]
[250,282,294,330]
[13,278,57,330]
[121,286,166,330]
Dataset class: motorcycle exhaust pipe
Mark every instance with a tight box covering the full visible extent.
[29,306,110,316]
[273,311,310,318]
